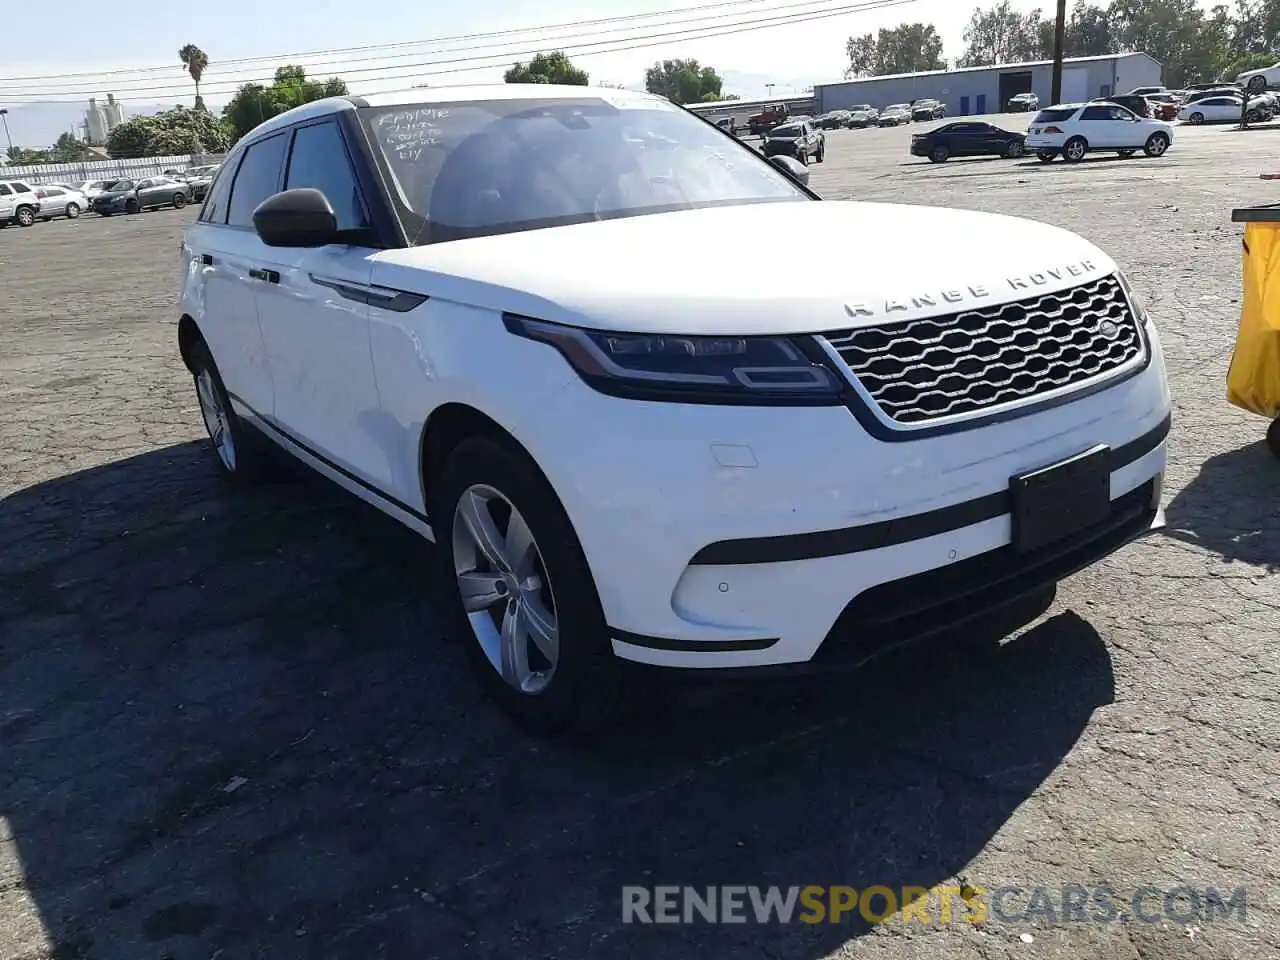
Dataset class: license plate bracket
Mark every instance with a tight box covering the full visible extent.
[1010,446,1111,554]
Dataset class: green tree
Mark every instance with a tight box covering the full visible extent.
[6,146,52,164]
[222,66,349,143]
[1109,0,1214,86]
[504,51,589,85]
[179,43,210,111]
[958,1,1047,66]
[51,132,91,162]
[644,59,725,103]
[844,22,947,77]
[106,106,229,158]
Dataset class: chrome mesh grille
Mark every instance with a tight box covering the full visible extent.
[824,275,1143,424]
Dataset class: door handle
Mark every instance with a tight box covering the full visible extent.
[200,253,214,265]
[249,267,280,284]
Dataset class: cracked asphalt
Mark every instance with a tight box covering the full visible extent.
[1,114,1277,960]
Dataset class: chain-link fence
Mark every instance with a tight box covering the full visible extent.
[2,153,227,184]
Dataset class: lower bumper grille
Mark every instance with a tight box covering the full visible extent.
[813,480,1157,666]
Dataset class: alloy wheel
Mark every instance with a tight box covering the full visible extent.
[195,368,237,471]
[452,484,559,695]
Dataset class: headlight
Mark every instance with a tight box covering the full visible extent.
[504,315,844,405]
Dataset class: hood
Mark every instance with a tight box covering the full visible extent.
[370,200,1117,336]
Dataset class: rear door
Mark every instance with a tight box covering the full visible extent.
[39,187,66,215]
[0,183,13,220]
[251,117,392,488]
[1077,104,1118,147]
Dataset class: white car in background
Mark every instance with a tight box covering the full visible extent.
[1237,62,1280,92]
[0,179,41,227]
[74,179,118,205]
[1179,94,1269,124]
[34,184,87,219]
[1026,102,1173,162]
[177,83,1171,732]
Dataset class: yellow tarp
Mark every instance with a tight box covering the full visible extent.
[1227,220,1280,419]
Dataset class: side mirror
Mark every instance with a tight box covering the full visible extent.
[253,188,339,248]
[768,154,810,187]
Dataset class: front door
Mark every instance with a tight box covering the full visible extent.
[252,118,392,489]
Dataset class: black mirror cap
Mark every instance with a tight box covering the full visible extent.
[253,188,339,248]
[768,154,810,187]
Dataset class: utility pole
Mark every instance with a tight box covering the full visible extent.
[0,109,13,163]
[1050,0,1068,105]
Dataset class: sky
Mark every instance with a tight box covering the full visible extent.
[0,0,1051,146]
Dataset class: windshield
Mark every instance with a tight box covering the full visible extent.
[359,96,808,245]
[106,180,134,193]
[770,124,802,137]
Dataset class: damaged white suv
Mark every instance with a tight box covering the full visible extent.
[177,84,1170,731]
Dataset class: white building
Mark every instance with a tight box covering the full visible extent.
[85,98,107,145]
[104,94,124,130]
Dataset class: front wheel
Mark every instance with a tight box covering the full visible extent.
[814,144,825,163]
[1267,417,1280,459]
[435,436,623,734]
[1144,132,1170,158]
[189,339,267,481]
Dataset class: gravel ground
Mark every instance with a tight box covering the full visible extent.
[1,114,1277,960]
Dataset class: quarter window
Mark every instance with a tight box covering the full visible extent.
[199,159,239,225]
[226,132,288,228]
[284,121,369,232]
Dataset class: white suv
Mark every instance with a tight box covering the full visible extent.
[0,180,42,227]
[1026,102,1173,163]
[177,84,1171,732]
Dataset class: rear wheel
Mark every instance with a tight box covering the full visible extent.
[1247,74,1268,92]
[1063,136,1088,162]
[1144,132,1170,157]
[15,206,36,227]
[1267,417,1280,459]
[1037,150,1057,163]
[66,202,80,218]
[1188,111,1205,124]
[930,144,950,163]
[173,192,186,209]
[189,338,268,481]
[1118,149,1136,158]
[435,436,623,734]
[1005,140,1025,158]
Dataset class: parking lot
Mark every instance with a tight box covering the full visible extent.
[2,114,1278,960]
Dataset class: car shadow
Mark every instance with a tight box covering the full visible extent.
[1163,438,1279,570]
[1,442,1115,959]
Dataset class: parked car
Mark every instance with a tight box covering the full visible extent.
[1179,94,1272,124]
[816,111,849,130]
[879,104,911,126]
[176,83,1170,731]
[911,99,946,121]
[1008,92,1040,112]
[1026,102,1173,162]
[1183,86,1245,105]
[761,119,824,164]
[714,117,737,135]
[0,179,40,227]
[911,121,1027,162]
[1128,86,1168,97]
[1237,62,1280,91]
[1091,95,1153,118]
[182,165,221,202]
[1144,92,1182,120]
[34,184,87,220]
[747,102,790,136]
[92,176,190,216]
[74,179,121,205]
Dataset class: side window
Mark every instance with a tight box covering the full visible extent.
[1080,106,1111,120]
[226,132,288,228]
[1109,106,1135,121]
[199,158,239,225]
[284,120,370,232]
[11,182,31,194]
[136,179,152,190]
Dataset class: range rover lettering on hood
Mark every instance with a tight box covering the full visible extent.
[845,258,1102,319]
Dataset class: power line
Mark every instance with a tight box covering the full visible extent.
[0,0,779,85]
[13,0,916,103]
[0,0,834,94]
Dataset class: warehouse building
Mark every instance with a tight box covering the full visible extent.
[813,52,1163,117]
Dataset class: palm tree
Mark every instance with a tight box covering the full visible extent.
[179,44,210,110]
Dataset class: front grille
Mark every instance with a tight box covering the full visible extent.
[824,274,1143,424]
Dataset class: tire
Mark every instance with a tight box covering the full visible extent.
[1267,417,1280,459]
[173,192,186,209]
[433,435,623,735]
[125,198,139,214]
[1118,149,1136,158]
[796,152,809,166]
[1247,109,1263,123]
[930,144,950,162]
[1062,137,1088,162]
[1005,140,1025,158]
[15,206,36,227]
[66,203,80,218]
[98,211,113,217]
[188,338,267,482]
[1037,151,1057,163]
[814,144,825,163]
[1247,75,1267,92]
[1144,132,1170,158]
[1188,112,1205,124]
[41,216,52,222]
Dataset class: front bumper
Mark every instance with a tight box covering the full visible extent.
[520,321,1171,671]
